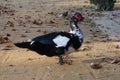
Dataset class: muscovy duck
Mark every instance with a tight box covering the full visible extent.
[14,12,84,65]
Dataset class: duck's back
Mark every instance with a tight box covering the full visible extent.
[31,32,72,46]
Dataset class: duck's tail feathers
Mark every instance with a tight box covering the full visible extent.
[14,42,31,49]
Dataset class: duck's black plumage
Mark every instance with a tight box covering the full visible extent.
[32,32,70,45]
[15,32,82,56]
[14,12,84,65]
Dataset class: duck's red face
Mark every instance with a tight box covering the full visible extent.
[73,13,84,22]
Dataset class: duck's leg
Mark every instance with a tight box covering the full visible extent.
[63,54,73,65]
[58,55,64,65]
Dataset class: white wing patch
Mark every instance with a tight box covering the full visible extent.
[30,41,35,45]
[53,35,70,47]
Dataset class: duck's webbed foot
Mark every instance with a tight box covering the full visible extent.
[58,55,73,65]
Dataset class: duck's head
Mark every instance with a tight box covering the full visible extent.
[71,12,84,23]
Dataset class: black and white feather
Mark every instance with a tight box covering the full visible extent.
[14,12,84,65]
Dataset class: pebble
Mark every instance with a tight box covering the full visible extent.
[90,62,102,69]
[0,36,10,44]
[21,34,27,37]
[1,45,13,50]
[7,33,11,37]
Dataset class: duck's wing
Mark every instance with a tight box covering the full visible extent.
[31,32,60,45]
[31,32,71,47]
[52,35,70,47]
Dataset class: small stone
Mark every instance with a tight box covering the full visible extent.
[90,62,102,69]
[0,36,10,44]
[19,6,22,8]
[43,31,47,34]
[49,20,55,24]
[6,21,14,27]
[33,19,43,25]
[4,37,9,41]
[7,33,11,37]
[6,45,13,48]
[115,44,120,49]
[84,1,88,3]
[21,34,26,37]
[25,31,30,33]
[46,65,51,69]
[37,30,41,32]
[9,65,14,67]
[12,29,16,31]
[28,58,33,61]
[1,44,13,50]
[48,12,54,15]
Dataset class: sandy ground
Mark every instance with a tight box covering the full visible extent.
[0,0,120,80]
[89,10,120,40]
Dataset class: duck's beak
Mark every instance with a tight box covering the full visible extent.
[80,16,84,21]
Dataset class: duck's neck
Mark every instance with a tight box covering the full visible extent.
[69,21,83,40]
